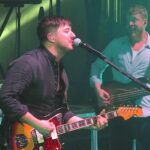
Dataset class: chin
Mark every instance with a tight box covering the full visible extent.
[64,47,74,52]
[128,32,137,38]
[67,45,74,50]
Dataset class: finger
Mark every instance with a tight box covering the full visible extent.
[97,115,108,129]
[97,116,104,128]
[104,91,110,97]
[49,122,56,131]
[99,109,106,115]
[101,97,111,104]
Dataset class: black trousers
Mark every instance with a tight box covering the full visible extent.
[0,117,12,150]
[107,116,150,150]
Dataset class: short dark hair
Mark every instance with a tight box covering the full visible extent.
[37,16,71,42]
[127,4,148,20]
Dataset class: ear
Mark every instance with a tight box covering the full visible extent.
[144,19,147,26]
[47,32,56,43]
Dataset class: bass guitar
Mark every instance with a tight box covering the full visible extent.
[98,78,150,109]
[11,106,142,150]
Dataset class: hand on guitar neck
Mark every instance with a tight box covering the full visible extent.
[95,109,108,129]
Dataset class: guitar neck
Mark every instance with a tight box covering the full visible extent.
[111,88,150,105]
[57,117,96,135]
[101,80,150,107]
[130,88,149,100]
[57,110,117,135]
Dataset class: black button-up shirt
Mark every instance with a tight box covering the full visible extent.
[0,47,74,123]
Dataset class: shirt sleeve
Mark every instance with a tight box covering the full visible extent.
[0,57,33,122]
[89,39,115,87]
[62,111,75,123]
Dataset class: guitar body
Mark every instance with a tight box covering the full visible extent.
[11,114,62,150]
[10,107,143,150]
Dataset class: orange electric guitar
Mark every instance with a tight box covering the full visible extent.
[11,106,142,150]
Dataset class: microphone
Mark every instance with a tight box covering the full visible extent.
[73,38,91,48]
[73,38,106,60]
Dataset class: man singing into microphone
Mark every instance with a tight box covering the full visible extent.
[0,16,107,149]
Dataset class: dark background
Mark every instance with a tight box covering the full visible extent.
[0,0,150,105]
[0,0,149,149]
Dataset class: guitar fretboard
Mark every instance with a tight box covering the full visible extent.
[57,117,96,135]
[57,110,117,135]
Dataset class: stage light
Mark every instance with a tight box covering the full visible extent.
[0,0,42,4]
[0,0,57,42]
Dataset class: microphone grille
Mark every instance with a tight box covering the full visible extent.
[73,38,81,47]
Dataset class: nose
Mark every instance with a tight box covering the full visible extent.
[71,31,76,39]
[129,21,134,26]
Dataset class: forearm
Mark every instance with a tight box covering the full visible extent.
[94,80,102,90]
[66,116,83,124]
[20,112,41,129]
[20,112,56,136]
[90,77,102,95]
[90,75,101,88]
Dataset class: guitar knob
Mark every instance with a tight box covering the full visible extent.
[39,146,44,150]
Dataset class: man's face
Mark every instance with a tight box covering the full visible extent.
[126,13,147,39]
[54,24,76,51]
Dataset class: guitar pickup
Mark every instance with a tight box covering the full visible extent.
[35,130,44,143]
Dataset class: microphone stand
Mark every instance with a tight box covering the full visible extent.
[80,43,150,92]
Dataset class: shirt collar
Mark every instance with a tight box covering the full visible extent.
[145,33,150,49]
[39,45,57,64]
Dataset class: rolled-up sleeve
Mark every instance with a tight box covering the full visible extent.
[90,58,108,87]
[63,111,75,123]
[89,39,115,87]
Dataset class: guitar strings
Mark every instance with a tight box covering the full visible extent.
[99,88,149,107]
[111,88,148,101]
